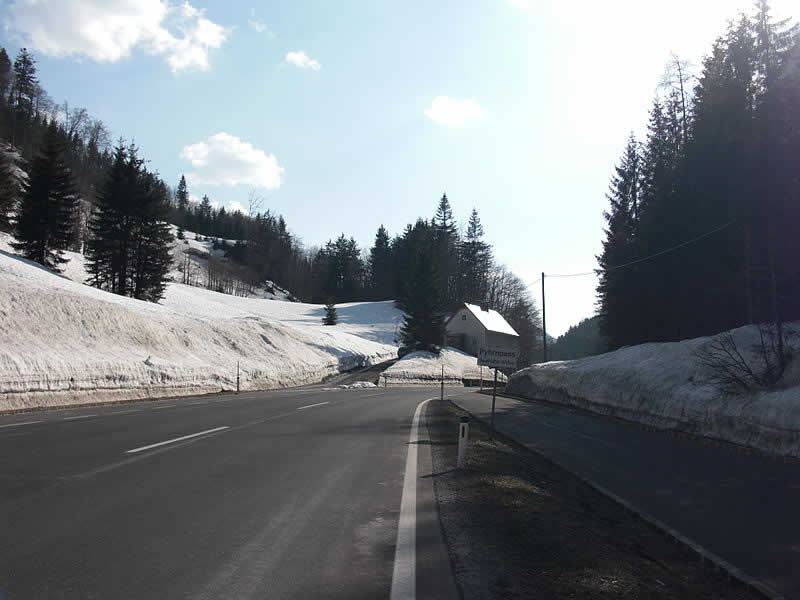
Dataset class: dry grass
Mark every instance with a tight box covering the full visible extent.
[426,400,760,600]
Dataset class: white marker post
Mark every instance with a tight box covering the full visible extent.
[457,416,469,469]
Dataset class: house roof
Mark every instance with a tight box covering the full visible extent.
[461,303,519,337]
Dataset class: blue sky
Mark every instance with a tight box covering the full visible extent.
[2,0,795,335]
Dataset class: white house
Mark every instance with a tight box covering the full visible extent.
[445,303,519,358]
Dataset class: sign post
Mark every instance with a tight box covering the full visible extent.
[478,342,519,440]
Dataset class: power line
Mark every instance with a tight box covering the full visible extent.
[534,220,734,281]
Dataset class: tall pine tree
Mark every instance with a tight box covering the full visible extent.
[11,124,77,271]
[596,136,641,348]
[400,248,445,353]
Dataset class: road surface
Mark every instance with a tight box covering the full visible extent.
[0,387,458,599]
[453,391,800,599]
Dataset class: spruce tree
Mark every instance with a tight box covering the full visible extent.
[11,124,77,271]
[400,250,445,353]
[175,174,189,239]
[87,142,174,302]
[432,193,459,308]
[368,224,393,300]
[0,48,11,102]
[596,136,641,348]
[323,301,338,325]
[459,208,492,304]
[0,142,27,231]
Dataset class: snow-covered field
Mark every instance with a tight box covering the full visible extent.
[506,323,800,457]
[0,231,403,411]
[383,347,506,386]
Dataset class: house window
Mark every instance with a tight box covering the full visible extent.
[462,314,467,320]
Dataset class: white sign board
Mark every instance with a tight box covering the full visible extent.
[478,345,518,370]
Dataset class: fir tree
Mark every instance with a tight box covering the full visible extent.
[459,208,492,304]
[368,224,393,300]
[323,301,338,325]
[596,136,641,348]
[11,124,77,271]
[399,250,445,353]
[0,48,11,102]
[86,142,174,302]
[11,48,37,118]
[432,193,459,308]
[0,142,27,231]
[175,174,189,239]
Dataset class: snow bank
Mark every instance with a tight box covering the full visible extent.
[506,323,800,458]
[382,347,506,386]
[338,382,377,389]
[0,233,403,411]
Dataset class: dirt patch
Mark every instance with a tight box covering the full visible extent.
[425,399,759,600]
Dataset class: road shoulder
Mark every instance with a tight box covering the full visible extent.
[425,399,759,600]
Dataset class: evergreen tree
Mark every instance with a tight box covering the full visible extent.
[86,142,174,302]
[368,224,393,299]
[175,174,189,239]
[459,208,492,304]
[11,124,77,271]
[0,142,27,231]
[399,250,445,353]
[432,193,459,308]
[11,48,37,119]
[596,136,641,348]
[0,48,11,102]
[323,301,338,325]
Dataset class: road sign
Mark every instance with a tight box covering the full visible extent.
[477,345,518,370]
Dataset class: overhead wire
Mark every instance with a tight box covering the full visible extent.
[533,220,734,282]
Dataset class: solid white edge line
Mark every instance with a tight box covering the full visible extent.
[390,397,433,600]
[126,426,229,454]
[0,420,43,429]
[296,401,330,410]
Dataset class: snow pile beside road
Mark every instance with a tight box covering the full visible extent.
[383,347,506,386]
[338,382,377,389]
[0,233,403,411]
[506,323,800,457]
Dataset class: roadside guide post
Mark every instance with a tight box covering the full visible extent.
[491,369,497,438]
[457,416,469,469]
[480,366,483,390]
[478,343,519,441]
[236,361,240,394]
[440,364,444,401]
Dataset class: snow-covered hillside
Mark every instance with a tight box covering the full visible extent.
[0,231,403,411]
[506,324,800,457]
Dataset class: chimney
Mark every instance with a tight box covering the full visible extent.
[480,303,489,312]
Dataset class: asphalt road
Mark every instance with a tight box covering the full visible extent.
[0,387,459,599]
[453,391,800,599]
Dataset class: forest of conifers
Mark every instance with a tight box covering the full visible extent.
[596,2,799,351]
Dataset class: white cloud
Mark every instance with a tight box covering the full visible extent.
[285,50,320,71]
[424,96,486,126]
[179,132,283,189]
[5,0,228,73]
[227,200,245,214]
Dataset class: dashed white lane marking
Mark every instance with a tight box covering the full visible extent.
[63,414,97,421]
[360,392,385,398]
[109,409,140,415]
[390,398,434,600]
[296,401,330,410]
[151,405,174,410]
[0,420,43,429]
[126,426,229,454]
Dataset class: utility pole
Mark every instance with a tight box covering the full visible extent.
[541,272,548,362]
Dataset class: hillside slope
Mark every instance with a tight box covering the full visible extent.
[0,232,402,411]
